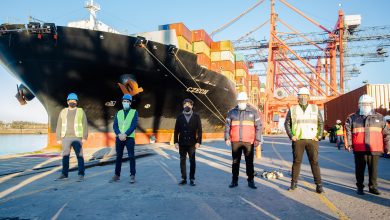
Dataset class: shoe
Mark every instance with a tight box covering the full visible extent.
[316,184,324,194]
[130,175,135,184]
[368,188,380,195]
[248,180,257,189]
[76,175,84,182]
[178,179,187,185]
[288,182,297,191]
[55,174,68,181]
[109,175,120,183]
[357,188,365,195]
[229,181,238,188]
[190,179,196,186]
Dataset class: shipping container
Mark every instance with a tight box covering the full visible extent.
[196,53,211,69]
[235,53,246,62]
[235,69,248,78]
[219,40,234,53]
[192,29,212,46]
[177,36,192,52]
[193,41,210,57]
[159,22,192,42]
[211,60,235,72]
[211,51,234,63]
[235,61,249,73]
[210,42,220,52]
[221,70,235,82]
[324,84,390,130]
[211,52,221,61]
[132,30,178,47]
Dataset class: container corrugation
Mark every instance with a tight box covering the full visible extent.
[192,29,212,46]
[219,40,234,53]
[177,36,193,52]
[235,61,249,73]
[323,84,390,130]
[159,23,192,42]
[210,42,220,51]
[211,61,235,72]
[193,41,210,57]
[210,52,221,61]
[220,51,235,63]
[196,53,211,69]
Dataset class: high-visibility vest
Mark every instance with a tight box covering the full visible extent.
[336,124,344,136]
[117,109,136,138]
[291,104,319,140]
[60,108,84,138]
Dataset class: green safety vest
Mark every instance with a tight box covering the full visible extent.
[117,109,136,138]
[291,104,318,140]
[336,125,344,136]
[60,108,84,138]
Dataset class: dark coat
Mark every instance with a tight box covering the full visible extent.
[174,113,202,146]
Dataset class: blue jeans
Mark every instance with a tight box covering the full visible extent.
[61,138,85,177]
[336,136,344,150]
[115,137,136,176]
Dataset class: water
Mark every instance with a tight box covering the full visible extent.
[0,134,47,156]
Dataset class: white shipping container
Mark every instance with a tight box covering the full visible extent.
[131,30,178,47]
[220,51,235,63]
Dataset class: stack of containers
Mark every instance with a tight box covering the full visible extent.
[159,23,193,52]
[192,29,212,69]
[235,53,249,93]
[210,40,235,83]
[249,75,260,106]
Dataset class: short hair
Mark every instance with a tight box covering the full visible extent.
[183,98,194,105]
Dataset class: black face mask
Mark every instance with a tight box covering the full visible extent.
[68,102,77,108]
[184,106,192,112]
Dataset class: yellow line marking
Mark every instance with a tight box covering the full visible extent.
[271,142,349,220]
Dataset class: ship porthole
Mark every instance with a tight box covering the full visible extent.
[144,104,151,109]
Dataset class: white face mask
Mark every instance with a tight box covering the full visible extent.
[359,106,372,116]
[238,103,247,110]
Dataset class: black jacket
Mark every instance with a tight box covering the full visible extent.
[174,113,202,146]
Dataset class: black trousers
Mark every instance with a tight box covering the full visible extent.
[179,145,196,180]
[231,142,254,182]
[291,140,322,185]
[354,154,379,189]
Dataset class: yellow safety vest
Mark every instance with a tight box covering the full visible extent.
[291,104,319,140]
[60,108,84,138]
[336,125,344,136]
[117,109,136,138]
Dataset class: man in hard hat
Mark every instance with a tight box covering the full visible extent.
[110,94,138,184]
[335,120,345,150]
[345,95,390,195]
[174,98,202,186]
[284,87,324,193]
[225,92,262,189]
[55,93,88,182]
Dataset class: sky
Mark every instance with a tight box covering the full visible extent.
[0,0,389,123]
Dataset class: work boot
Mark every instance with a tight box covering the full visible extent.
[178,179,187,185]
[190,179,196,186]
[130,175,136,184]
[368,187,380,195]
[248,180,257,189]
[356,188,365,195]
[55,174,68,181]
[316,184,324,194]
[288,182,297,191]
[76,175,84,182]
[109,175,120,183]
[229,181,238,188]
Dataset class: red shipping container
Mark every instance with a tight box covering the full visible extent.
[169,23,192,42]
[197,53,211,69]
[192,29,212,46]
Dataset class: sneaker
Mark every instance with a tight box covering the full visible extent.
[178,179,187,185]
[357,188,365,195]
[55,174,68,181]
[190,179,196,186]
[229,181,238,188]
[76,175,84,182]
[109,175,120,183]
[248,180,257,189]
[288,182,297,191]
[368,188,380,195]
[130,175,136,184]
[316,184,324,194]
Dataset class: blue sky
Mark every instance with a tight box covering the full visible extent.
[1,0,389,123]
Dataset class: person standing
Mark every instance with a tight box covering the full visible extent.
[225,92,262,189]
[55,93,88,182]
[335,120,345,150]
[174,98,202,186]
[110,94,138,184]
[345,95,390,195]
[284,87,324,193]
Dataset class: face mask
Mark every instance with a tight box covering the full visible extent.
[298,97,308,106]
[184,106,192,112]
[122,102,130,110]
[238,103,247,110]
[68,102,77,108]
[359,106,372,116]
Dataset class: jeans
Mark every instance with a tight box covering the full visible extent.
[179,145,196,180]
[61,138,85,177]
[231,142,254,182]
[336,135,344,150]
[115,137,136,176]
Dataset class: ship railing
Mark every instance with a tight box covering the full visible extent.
[0,23,57,35]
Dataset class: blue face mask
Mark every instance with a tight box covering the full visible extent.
[122,102,130,110]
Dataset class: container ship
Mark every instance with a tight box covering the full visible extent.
[0,1,261,147]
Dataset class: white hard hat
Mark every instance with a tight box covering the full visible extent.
[358,94,374,104]
[298,87,310,96]
[237,92,248,101]
[336,119,341,124]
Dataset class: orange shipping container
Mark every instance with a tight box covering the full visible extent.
[211,60,235,72]
[169,23,192,42]
[210,42,220,52]
[235,69,248,78]
[197,53,211,69]
[192,29,212,46]
[235,61,249,73]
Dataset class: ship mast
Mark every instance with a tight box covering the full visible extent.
[84,0,101,30]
